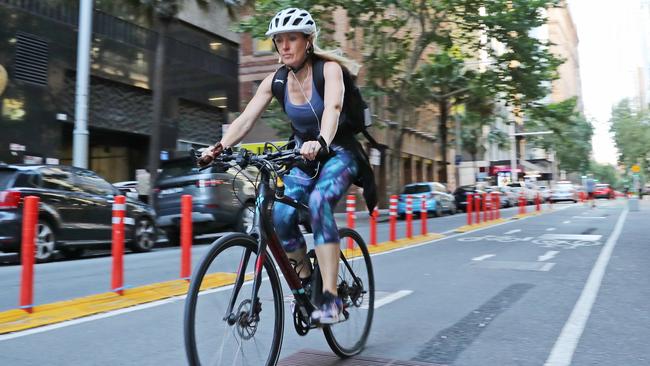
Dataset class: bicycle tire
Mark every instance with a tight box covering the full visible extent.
[323,228,375,358]
[184,233,284,366]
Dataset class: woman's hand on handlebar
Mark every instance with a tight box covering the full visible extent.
[198,142,224,167]
[300,140,322,161]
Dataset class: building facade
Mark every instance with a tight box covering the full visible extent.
[0,0,238,182]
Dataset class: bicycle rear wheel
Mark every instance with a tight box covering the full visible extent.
[184,233,284,366]
[323,227,375,357]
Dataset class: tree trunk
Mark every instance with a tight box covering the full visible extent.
[147,17,170,203]
[438,99,449,183]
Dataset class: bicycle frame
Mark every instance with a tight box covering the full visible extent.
[224,166,316,323]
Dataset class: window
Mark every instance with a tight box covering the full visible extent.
[72,169,115,196]
[39,167,79,192]
[254,38,274,54]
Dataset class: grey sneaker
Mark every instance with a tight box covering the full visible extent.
[312,291,343,324]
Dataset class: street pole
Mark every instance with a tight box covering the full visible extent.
[73,0,93,169]
[509,122,517,183]
[454,111,462,189]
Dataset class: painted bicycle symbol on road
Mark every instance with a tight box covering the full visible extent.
[457,234,602,250]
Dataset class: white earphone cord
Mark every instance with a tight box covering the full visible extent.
[289,65,321,181]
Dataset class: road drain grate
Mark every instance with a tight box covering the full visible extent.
[278,349,446,366]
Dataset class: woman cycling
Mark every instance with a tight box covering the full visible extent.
[200,7,376,324]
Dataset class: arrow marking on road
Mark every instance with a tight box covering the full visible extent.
[563,221,571,224]
[472,254,496,261]
[505,229,521,235]
[538,250,559,261]
[546,228,556,231]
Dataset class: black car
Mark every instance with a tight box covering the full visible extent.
[0,164,157,262]
[453,185,487,212]
[153,156,257,245]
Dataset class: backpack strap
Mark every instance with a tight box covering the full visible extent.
[271,66,289,112]
[312,58,325,101]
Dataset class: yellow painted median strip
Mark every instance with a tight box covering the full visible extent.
[0,233,446,334]
[0,272,250,334]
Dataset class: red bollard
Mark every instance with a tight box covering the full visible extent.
[20,196,39,313]
[111,195,126,295]
[519,193,526,214]
[467,193,473,226]
[389,195,397,241]
[482,193,488,222]
[421,194,427,235]
[406,195,413,239]
[536,193,541,212]
[180,195,192,280]
[347,194,356,249]
[475,193,481,224]
[495,193,501,219]
[370,207,378,246]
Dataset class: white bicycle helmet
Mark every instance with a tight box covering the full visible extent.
[265,8,317,37]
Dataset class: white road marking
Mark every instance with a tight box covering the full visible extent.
[546,228,556,231]
[539,234,601,242]
[544,208,628,366]
[541,263,556,271]
[571,216,606,219]
[364,290,413,309]
[521,237,534,241]
[563,221,571,224]
[505,229,521,235]
[472,254,496,261]
[538,251,559,261]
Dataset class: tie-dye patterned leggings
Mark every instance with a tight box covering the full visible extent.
[272,145,359,252]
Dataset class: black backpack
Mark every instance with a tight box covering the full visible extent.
[271,58,383,149]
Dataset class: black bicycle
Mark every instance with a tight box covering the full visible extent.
[183,143,375,366]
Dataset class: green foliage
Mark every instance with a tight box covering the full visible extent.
[609,99,650,174]
[589,161,620,188]
[525,98,593,173]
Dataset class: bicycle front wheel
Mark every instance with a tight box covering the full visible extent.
[184,233,284,366]
[323,227,375,357]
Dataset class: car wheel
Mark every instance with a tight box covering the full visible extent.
[235,202,255,234]
[131,217,157,252]
[60,247,85,260]
[433,203,443,217]
[35,220,56,263]
[449,203,457,215]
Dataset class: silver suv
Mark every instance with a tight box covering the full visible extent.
[153,157,257,245]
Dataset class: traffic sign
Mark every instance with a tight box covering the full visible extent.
[632,164,640,173]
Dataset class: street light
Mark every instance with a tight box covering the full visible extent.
[509,130,553,182]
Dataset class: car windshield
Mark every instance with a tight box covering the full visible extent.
[403,185,431,194]
[0,169,17,189]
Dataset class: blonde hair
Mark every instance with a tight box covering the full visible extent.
[309,32,360,77]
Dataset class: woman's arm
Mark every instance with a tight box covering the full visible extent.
[320,61,344,146]
[301,61,344,160]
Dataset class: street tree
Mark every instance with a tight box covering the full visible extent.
[609,99,650,176]
[526,97,593,174]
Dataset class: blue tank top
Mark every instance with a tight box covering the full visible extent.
[284,79,324,145]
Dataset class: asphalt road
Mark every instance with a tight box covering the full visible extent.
[1,199,648,365]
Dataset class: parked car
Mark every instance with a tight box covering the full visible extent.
[537,185,551,202]
[487,186,517,208]
[549,182,578,203]
[453,185,488,212]
[397,182,457,218]
[506,181,538,204]
[593,183,615,199]
[153,156,257,245]
[0,164,157,262]
[113,180,139,199]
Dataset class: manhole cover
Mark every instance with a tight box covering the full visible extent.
[278,349,445,366]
